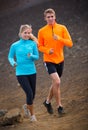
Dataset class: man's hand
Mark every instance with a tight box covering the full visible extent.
[53,34,60,40]
[49,48,54,54]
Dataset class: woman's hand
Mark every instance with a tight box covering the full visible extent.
[27,53,30,57]
[14,63,17,67]
[29,33,34,39]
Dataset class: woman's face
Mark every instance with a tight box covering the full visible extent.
[21,28,32,40]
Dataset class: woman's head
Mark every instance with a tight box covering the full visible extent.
[19,24,32,40]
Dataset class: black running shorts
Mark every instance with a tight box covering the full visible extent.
[44,61,64,77]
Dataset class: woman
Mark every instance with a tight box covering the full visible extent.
[8,24,39,121]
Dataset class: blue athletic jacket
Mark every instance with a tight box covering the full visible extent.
[8,39,39,76]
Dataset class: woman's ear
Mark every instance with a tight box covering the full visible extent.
[18,33,21,38]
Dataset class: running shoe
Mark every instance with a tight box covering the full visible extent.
[30,115,37,122]
[43,100,53,114]
[23,104,30,117]
[58,106,65,115]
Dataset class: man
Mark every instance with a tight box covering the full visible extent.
[38,8,73,115]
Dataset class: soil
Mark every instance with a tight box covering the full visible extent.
[0,0,88,130]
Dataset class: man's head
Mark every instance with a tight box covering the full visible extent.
[44,8,56,25]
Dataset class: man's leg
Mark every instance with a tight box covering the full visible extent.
[48,72,62,107]
[47,72,65,115]
[46,84,53,102]
[43,72,61,114]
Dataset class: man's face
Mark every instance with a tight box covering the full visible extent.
[45,13,56,25]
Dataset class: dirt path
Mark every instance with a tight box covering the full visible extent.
[0,0,88,130]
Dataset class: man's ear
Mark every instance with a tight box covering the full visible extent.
[44,16,46,21]
[55,15,56,20]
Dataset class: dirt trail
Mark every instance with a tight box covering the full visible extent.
[0,0,88,130]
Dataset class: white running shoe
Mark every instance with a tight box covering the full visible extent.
[23,104,30,118]
[30,115,37,122]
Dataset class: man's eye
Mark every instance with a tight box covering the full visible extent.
[47,16,54,18]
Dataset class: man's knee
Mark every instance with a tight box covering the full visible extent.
[53,79,60,86]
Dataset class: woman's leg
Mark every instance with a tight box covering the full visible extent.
[28,74,36,100]
[17,75,34,116]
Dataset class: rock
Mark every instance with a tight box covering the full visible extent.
[0,109,8,117]
[0,108,23,126]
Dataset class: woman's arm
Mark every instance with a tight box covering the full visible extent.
[8,45,17,67]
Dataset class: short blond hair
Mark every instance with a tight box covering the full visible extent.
[44,8,56,17]
[19,24,32,37]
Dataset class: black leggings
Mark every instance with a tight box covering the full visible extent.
[17,74,36,105]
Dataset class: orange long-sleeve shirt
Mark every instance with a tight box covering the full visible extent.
[38,22,73,64]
